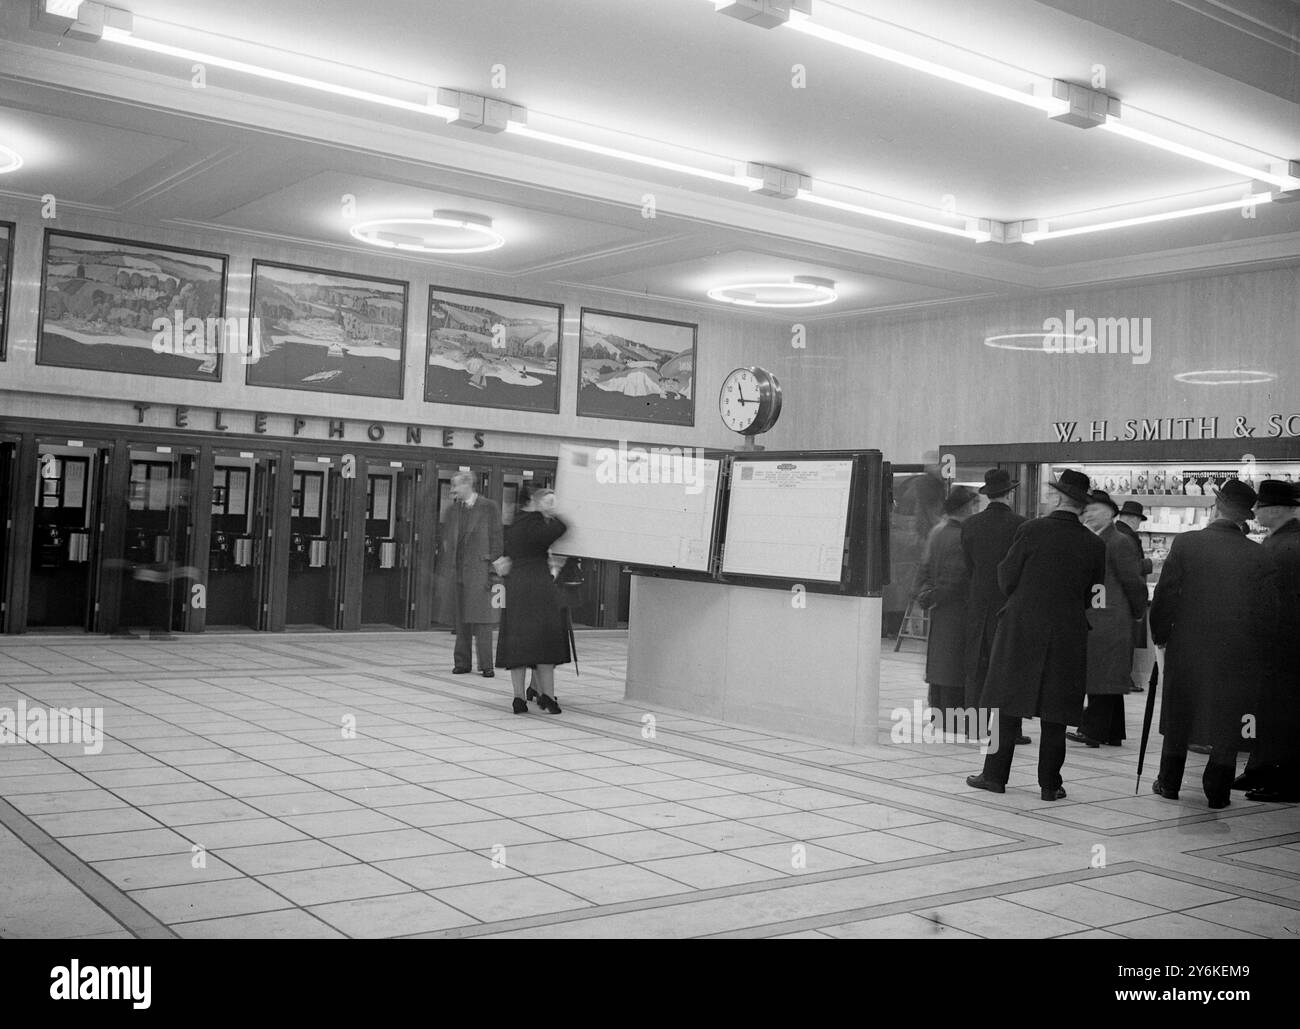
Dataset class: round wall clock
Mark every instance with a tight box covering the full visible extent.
[718,366,782,437]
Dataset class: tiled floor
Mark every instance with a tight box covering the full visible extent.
[1,631,1298,939]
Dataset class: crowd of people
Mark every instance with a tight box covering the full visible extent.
[915,467,1300,806]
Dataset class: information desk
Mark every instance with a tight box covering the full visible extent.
[626,575,882,746]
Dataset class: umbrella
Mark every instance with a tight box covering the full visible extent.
[565,608,579,677]
[1135,650,1161,794]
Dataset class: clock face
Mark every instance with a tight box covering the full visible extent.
[719,368,763,433]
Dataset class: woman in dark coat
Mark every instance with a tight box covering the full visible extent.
[496,486,571,713]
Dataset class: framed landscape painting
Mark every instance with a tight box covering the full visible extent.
[0,222,12,360]
[37,231,227,381]
[577,308,697,426]
[246,260,408,399]
[424,286,562,413]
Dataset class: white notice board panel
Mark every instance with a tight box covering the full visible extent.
[552,443,721,571]
[722,458,854,581]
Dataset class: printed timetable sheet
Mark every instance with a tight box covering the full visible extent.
[721,458,854,581]
[552,444,721,571]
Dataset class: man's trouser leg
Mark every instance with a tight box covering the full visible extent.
[981,715,1021,785]
[475,624,494,672]
[454,622,473,670]
[1038,721,1068,791]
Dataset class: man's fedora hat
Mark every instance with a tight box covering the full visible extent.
[1256,479,1300,508]
[1087,489,1120,516]
[943,485,979,515]
[1118,500,1148,521]
[979,468,1019,497]
[1213,478,1258,512]
[1047,468,1092,505]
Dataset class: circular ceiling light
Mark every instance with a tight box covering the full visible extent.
[349,210,503,254]
[0,144,23,174]
[707,275,837,308]
[983,332,1098,352]
[1174,369,1277,386]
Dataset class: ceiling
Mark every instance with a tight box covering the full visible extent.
[1,0,1298,322]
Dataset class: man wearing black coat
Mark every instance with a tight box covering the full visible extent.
[1115,500,1153,692]
[1240,481,1300,802]
[962,469,1026,705]
[967,469,1106,801]
[1150,480,1279,809]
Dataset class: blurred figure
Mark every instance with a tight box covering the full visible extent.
[1238,481,1300,802]
[961,469,1027,741]
[915,486,978,737]
[496,486,572,714]
[967,469,1105,801]
[435,472,503,677]
[1068,490,1147,747]
[1150,480,1279,809]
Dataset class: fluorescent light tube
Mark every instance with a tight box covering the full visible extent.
[1099,122,1299,191]
[796,189,989,240]
[1022,193,1273,241]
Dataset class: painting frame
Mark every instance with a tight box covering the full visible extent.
[577,307,698,427]
[37,229,228,382]
[246,259,409,400]
[424,285,563,414]
[0,221,14,361]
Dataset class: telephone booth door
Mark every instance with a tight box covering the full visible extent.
[360,460,426,628]
[284,455,354,629]
[0,438,15,632]
[207,451,279,630]
[26,441,110,632]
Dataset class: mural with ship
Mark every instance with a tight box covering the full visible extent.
[37,232,226,380]
[424,288,562,413]
[577,309,696,426]
[0,223,11,358]
[247,261,408,399]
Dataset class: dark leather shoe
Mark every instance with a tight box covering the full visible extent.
[1066,731,1100,748]
[1207,794,1231,810]
[1245,787,1300,803]
[452,667,471,674]
[1015,735,1031,745]
[481,670,495,678]
[511,698,527,714]
[1152,779,1180,800]
[966,774,1005,794]
[538,694,562,714]
[1040,786,1067,801]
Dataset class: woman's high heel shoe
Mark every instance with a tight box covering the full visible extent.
[526,686,539,703]
[511,698,528,715]
[538,694,562,715]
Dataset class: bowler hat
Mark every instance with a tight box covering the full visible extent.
[1047,468,1092,505]
[1256,479,1300,507]
[979,468,1019,497]
[1118,500,1148,521]
[1213,478,1258,512]
[1087,489,1119,516]
[943,485,978,515]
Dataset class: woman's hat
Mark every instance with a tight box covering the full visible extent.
[943,485,979,514]
[1256,480,1300,507]
[979,468,1019,497]
[1047,468,1092,505]
[1118,500,1148,521]
[1087,489,1119,515]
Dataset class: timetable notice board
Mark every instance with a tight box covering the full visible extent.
[551,443,722,572]
[721,458,854,582]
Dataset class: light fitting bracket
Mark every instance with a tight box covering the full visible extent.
[434,88,526,132]
[1050,80,1121,128]
[747,162,810,198]
[715,1,811,30]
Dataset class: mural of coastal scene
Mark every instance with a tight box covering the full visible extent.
[0,222,12,359]
[424,287,561,413]
[247,261,408,399]
[38,232,226,381]
[577,309,697,426]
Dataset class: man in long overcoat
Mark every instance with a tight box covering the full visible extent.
[1150,479,1279,808]
[1115,500,1153,683]
[961,469,1026,710]
[915,485,978,734]
[967,469,1105,801]
[435,471,504,676]
[1239,481,1300,802]
[1068,490,1147,747]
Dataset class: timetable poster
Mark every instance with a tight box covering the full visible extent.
[722,458,854,581]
